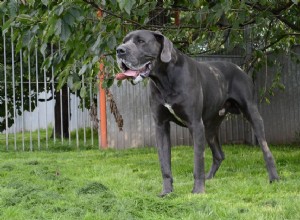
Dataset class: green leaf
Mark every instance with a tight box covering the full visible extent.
[22,30,32,48]
[43,16,56,40]
[91,35,101,52]
[27,0,36,6]
[106,78,114,88]
[16,37,23,53]
[107,35,117,50]
[40,43,47,57]
[118,0,136,14]
[57,65,71,90]
[41,0,48,6]
[31,25,39,34]
[117,0,125,10]
[16,14,35,24]
[69,7,83,21]
[80,86,87,98]
[101,78,114,89]
[78,64,88,76]
[117,80,123,87]
[0,1,8,15]
[55,19,62,36]
[265,97,270,105]
[63,12,75,27]
[67,76,74,88]
[72,81,81,91]
[278,83,285,91]
[42,56,53,69]
[55,4,64,16]
[8,0,18,17]
[124,0,136,15]
[60,20,71,42]
[92,56,99,64]
[215,8,224,20]
[2,19,14,35]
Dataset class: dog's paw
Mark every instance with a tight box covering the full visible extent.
[192,188,205,194]
[269,170,280,183]
[205,172,214,180]
[159,191,172,198]
[159,189,173,197]
[269,177,280,183]
[192,180,205,194]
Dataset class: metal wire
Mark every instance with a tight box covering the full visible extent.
[35,46,41,150]
[3,16,8,150]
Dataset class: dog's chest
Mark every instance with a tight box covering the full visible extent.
[163,103,186,125]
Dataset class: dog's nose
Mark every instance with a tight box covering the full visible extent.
[116,46,127,56]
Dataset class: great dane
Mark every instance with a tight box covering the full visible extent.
[115,30,279,196]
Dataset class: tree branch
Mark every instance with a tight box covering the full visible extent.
[261,33,300,52]
[275,15,300,32]
[82,0,143,27]
[245,1,300,31]
[272,2,294,15]
[244,32,299,73]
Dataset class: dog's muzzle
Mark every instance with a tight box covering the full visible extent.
[115,58,152,85]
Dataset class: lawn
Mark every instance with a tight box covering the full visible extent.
[0,144,300,219]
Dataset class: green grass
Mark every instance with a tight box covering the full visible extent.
[0,128,99,151]
[0,143,300,219]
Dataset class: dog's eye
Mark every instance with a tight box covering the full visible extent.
[137,39,145,44]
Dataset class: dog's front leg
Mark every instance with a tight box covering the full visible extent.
[189,119,206,194]
[155,121,173,197]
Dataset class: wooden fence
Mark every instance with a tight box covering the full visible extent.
[257,47,300,144]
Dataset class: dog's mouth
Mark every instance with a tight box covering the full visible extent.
[115,59,152,84]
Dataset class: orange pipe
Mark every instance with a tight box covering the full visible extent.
[175,10,180,26]
[97,9,107,149]
[99,62,108,149]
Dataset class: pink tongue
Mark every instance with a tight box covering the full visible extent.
[115,70,138,80]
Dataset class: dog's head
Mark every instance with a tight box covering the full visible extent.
[115,30,173,84]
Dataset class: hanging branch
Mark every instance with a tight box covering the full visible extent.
[106,89,124,131]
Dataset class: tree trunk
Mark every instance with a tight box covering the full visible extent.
[149,0,169,25]
[52,84,69,138]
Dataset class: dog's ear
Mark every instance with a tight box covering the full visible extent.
[153,31,173,63]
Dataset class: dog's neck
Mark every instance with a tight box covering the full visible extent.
[149,56,187,126]
[150,65,174,100]
[149,52,180,104]
[148,49,187,126]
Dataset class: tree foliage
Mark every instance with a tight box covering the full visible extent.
[1,0,299,86]
[0,0,299,129]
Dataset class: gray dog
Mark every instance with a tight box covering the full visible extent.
[116,30,279,196]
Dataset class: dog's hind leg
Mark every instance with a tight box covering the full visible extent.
[241,103,279,182]
[205,119,225,179]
